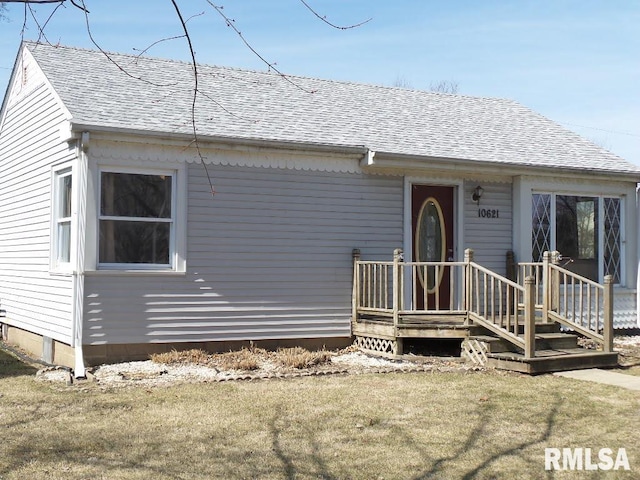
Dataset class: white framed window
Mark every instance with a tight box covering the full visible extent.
[51,166,73,271]
[532,193,623,284]
[98,169,176,270]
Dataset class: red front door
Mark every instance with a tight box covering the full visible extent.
[411,185,455,309]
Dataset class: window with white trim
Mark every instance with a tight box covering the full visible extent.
[98,170,175,269]
[532,193,622,283]
[52,167,72,268]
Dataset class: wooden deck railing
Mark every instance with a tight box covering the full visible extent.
[466,259,533,356]
[516,251,614,353]
[353,248,614,358]
[516,261,545,308]
[352,249,467,320]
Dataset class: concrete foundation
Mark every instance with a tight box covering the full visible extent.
[2,323,351,367]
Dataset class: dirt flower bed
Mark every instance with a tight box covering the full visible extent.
[34,335,640,387]
[36,345,480,388]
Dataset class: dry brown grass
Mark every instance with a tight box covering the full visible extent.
[150,349,211,365]
[273,347,333,369]
[1,346,639,479]
[212,347,264,371]
[150,346,334,372]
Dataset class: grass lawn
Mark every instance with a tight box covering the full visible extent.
[1,348,638,480]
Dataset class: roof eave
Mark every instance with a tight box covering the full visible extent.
[67,123,640,183]
[68,121,369,158]
[365,151,640,183]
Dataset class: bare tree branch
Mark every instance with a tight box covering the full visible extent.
[3,0,88,12]
[72,0,178,88]
[429,80,459,94]
[132,35,186,59]
[27,0,64,43]
[206,1,317,94]
[170,0,216,197]
[6,0,372,200]
[298,0,372,30]
[131,11,205,60]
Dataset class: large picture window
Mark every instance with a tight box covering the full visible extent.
[99,171,174,268]
[532,193,622,283]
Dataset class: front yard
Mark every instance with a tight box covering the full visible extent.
[1,345,639,479]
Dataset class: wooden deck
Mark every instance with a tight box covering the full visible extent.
[351,249,618,373]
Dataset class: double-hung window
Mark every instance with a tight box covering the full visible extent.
[532,193,622,284]
[98,170,175,269]
[52,167,73,270]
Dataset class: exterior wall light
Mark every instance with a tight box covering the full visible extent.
[472,185,484,205]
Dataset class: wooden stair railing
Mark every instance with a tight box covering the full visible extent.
[465,249,537,358]
[352,248,614,358]
[543,252,614,353]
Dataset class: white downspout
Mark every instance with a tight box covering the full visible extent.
[71,131,89,378]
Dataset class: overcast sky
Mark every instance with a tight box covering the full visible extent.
[1,0,638,164]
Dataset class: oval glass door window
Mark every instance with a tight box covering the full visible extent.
[415,197,446,292]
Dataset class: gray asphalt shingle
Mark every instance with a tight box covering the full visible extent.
[24,42,640,175]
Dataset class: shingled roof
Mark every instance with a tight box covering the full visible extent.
[17,41,640,175]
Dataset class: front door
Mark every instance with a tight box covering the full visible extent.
[411,185,455,309]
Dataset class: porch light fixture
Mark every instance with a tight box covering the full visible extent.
[472,185,484,205]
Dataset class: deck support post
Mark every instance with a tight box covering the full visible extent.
[603,275,614,353]
[351,249,361,327]
[542,251,550,323]
[464,248,474,325]
[524,275,536,359]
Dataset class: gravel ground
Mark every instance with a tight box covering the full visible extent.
[35,349,479,388]
[34,335,640,388]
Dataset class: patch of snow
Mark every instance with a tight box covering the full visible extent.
[331,352,409,368]
[35,367,70,383]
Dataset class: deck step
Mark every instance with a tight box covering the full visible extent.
[466,335,512,353]
[535,332,578,350]
[468,329,578,352]
[486,349,618,374]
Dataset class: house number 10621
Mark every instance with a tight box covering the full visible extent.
[478,208,499,219]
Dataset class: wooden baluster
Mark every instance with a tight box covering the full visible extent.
[435,265,440,311]
[542,252,550,323]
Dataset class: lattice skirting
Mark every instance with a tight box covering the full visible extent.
[354,335,398,355]
[461,339,488,365]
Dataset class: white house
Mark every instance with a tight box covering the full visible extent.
[1,42,638,374]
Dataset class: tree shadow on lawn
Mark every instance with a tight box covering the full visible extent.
[264,390,564,480]
[0,346,38,378]
[269,404,339,480]
[408,393,563,479]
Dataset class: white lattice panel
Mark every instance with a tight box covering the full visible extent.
[462,339,488,365]
[355,336,397,355]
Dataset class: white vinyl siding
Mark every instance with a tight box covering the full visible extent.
[463,181,513,276]
[82,164,403,345]
[0,79,75,343]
